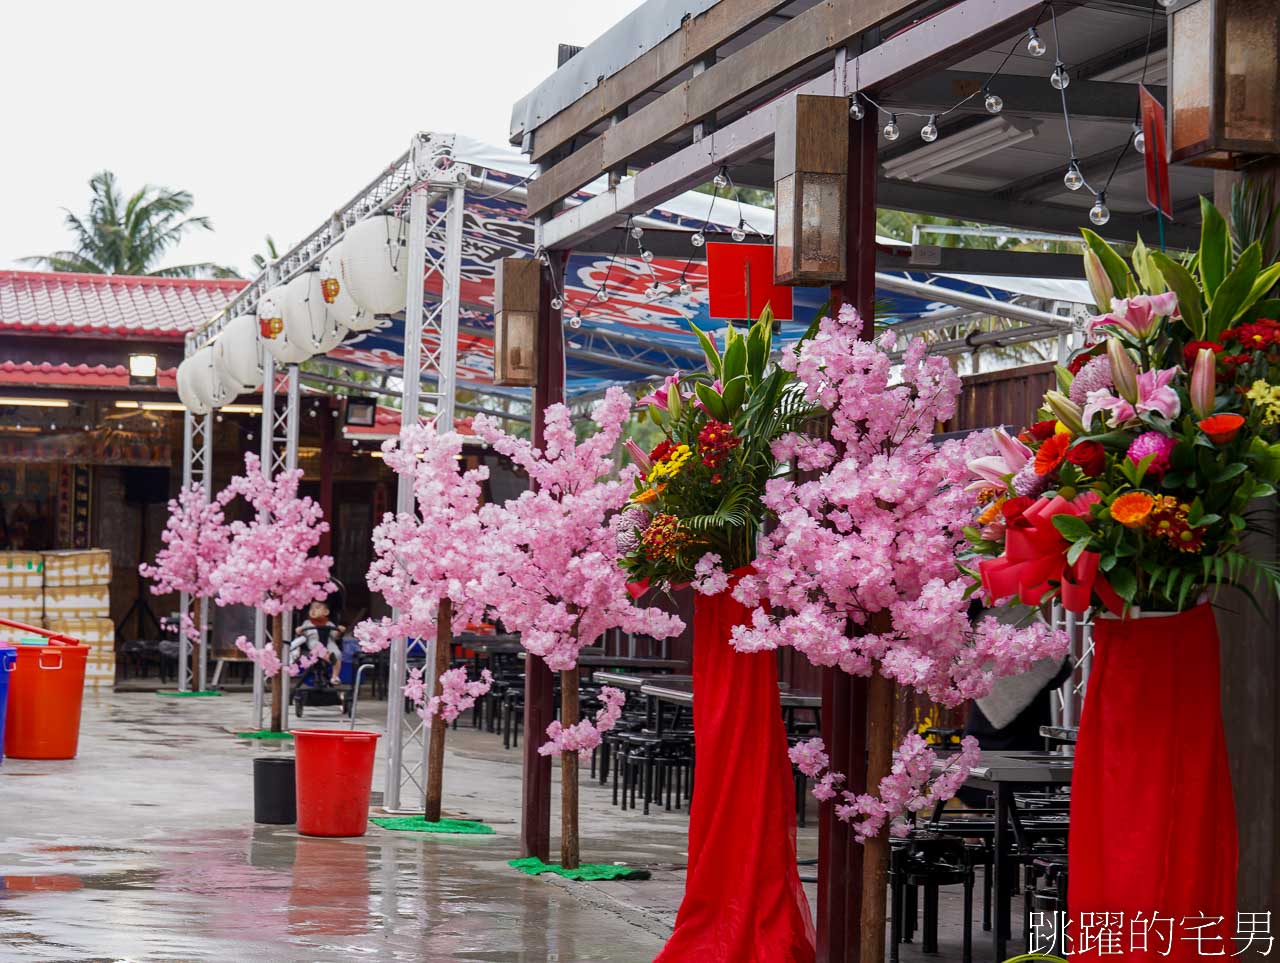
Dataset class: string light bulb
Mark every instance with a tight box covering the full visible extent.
[630,224,644,240]
[1027,27,1046,57]
[679,280,692,296]
[712,170,729,190]
[1132,123,1146,155]
[849,96,865,120]
[641,248,654,262]
[537,251,550,266]
[569,315,582,329]
[1050,63,1070,90]
[690,231,705,248]
[921,115,939,142]
[731,220,747,242]
[984,91,1003,114]
[550,296,563,311]
[1064,161,1084,191]
[1089,193,1111,226]
[595,287,608,302]
[883,114,900,141]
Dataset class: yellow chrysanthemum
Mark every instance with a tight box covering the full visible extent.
[647,444,693,482]
[1246,379,1280,425]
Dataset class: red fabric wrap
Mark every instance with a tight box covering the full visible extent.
[654,573,815,963]
[979,495,1123,615]
[1069,604,1238,961]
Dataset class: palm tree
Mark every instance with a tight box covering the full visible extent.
[25,170,238,278]
[249,235,280,275]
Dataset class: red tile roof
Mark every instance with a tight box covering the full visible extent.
[0,270,246,338]
[0,360,178,389]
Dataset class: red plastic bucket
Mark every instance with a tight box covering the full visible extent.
[5,640,89,760]
[293,729,380,837]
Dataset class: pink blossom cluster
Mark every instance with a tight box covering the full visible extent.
[234,634,282,677]
[422,667,494,725]
[692,553,730,596]
[771,432,837,472]
[790,734,982,841]
[731,305,1067,707]
[140,484,229,599]
[286,641,324,678]
[472,387,684,671]
[356,426,493,653]
[538,686,627,760]
[211,454,334,616]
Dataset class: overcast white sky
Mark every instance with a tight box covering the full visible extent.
[0,0,645,277]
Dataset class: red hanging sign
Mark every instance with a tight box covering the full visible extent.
[706,243,793,321]
[1140,84,1172,220]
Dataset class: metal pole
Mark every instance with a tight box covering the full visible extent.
[383,182,430,813]
[197,414,213,691]
[279,364,301,732]
[436,183,465,431]
[252,353,275,730]
[178,410,194,692]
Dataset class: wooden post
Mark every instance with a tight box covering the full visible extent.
[560,665,581,869]
[521,251,564,861]
[859,671,896,963]
[424,598,453,823]
[270,611,284,732]
[817,86,878,963]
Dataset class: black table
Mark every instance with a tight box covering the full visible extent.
[1039,725,1079,745]
[520,653,686,671]
[590,670,693,691]
[943,750,1073,961]
[638,678,821,734]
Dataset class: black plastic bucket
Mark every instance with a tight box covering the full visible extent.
[253,756,297,824]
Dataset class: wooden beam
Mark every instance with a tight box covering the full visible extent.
[527,0,925,216]
[521,0,793,162]
[876,245,1087,278]
[540,0,1049,250]
[885,71,1165,124]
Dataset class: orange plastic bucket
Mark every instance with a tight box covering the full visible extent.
[5,640,89,760]
[293,729,380,837]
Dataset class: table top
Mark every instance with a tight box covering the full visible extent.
[569,655,687,670]
[591,671,693,690]
[639,678,821,709]
[1039,725,1079,744]
[952,750,1074,786]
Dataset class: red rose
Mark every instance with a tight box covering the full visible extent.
[1065,440,1106,477]
[1029,420,1058,441]
[1001,496,1034,521]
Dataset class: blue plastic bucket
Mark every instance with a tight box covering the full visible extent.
[0,645,15,764]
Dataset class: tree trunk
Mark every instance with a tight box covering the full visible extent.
[560,666,580,869]
[270,612,284,733]
[859,671,896,963]
[424,599,453,823]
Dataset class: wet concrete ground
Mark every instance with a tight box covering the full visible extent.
[2,691,983,962]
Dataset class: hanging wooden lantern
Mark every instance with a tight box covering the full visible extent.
[1167,0,1280,168]
[493,258,539,387]
[773,94,848,285]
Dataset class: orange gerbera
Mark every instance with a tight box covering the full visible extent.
[1198,412,1245,445]
[1034,432,1073,476]
[1110,491,1155,528]
[631,487,660,505]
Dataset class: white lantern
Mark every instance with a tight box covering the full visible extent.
[188,345,234,410]
[213,313,264,393]
[258,284,311,365]
[319,243,378,332]
[284,271,347,354]
[341,214,410,316]
[176,358,210,415]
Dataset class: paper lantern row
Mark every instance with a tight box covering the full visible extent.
[177,215,412,412]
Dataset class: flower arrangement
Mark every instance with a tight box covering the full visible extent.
[968,208,1280,615]
[617,308,819,589]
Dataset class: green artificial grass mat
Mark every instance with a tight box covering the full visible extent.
[508,857,650,881]
[157,690,223,697]
[234,729,295,740]
[370,816,495,835]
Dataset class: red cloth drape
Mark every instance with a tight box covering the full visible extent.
[654,578,815,963]
[1069,603,1238,961]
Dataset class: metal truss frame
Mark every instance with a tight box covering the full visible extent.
[177,402,213,692]
[382,133,467,813]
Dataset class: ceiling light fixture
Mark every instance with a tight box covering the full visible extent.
[881,119,1040,183]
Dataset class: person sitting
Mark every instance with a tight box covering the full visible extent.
[292,600,347,685]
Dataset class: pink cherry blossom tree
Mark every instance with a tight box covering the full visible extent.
[212,453,335,732]
[139,483,230,684]
[354,425,496,821]
[473,386,685,869]
[730,306,1068,962]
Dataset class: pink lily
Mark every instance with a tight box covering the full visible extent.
[1082,389,1134,430]
[624,439,652,473]
[1190,348,1217,420]
[1081,366,1181,429]
[1087,292,1179,339]
[966,428,1031,492]
[637,373,683,411]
